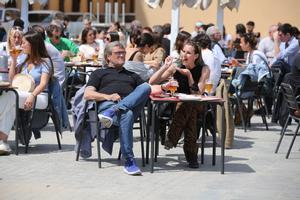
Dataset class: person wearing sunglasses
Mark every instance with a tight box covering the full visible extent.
[45,21,78,61]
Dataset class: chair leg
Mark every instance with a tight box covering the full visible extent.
[139,114,145,167]
[145,102,151,164]
[285,122,300,159]
[275,115,291,153]
[201,111,207,164]
[257,97,269,130]
[154,111,160,162]
[51,115,62,150]
[118,148,121,160]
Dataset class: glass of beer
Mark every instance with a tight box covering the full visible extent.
[205,80,213,95]
[10,45,22,56]
[92,53,98,62]
[167,78,179,96]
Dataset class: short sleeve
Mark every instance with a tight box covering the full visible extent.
[41,58,52,74]
[86,69,101,88]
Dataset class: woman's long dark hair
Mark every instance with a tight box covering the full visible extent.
[184,39,205,67]
[19,31,52,74]
[174,31,191,54]
[81,27,96,44]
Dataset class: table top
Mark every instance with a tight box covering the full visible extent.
[150,93,224,103]
[65,61,103,67]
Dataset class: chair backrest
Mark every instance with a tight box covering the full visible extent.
[280,82,299,111]
[271,67,282,87]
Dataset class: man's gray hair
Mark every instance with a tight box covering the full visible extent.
[206,26,220,38]
[104,41,125,62]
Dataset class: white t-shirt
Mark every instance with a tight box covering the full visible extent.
[79,42,99,60]
[45,42,65,85]
[258,36,275,64]
[201,48,221,93]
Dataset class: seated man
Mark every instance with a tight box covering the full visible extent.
[84,41,151,175]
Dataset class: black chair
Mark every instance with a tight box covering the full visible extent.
[274,83,300,158]
[230,76,269,132]
[75,100,146,168]
[197,105,217,165]
[17,91,62,153]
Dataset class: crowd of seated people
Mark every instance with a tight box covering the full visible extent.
[1,17,300,177]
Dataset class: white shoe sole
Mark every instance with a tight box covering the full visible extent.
[123,168,142,175]
[98,114,113,128]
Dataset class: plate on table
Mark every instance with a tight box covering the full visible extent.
[176,93,202,100]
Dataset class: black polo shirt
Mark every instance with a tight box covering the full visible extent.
[86,66,144,98]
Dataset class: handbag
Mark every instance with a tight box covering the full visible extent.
[12,74,35,92]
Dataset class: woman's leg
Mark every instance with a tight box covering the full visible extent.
[166,102,195,147]
[183,103,204,167]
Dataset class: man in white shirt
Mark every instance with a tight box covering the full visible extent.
[206,26,226,92]
[258,25,278,64]
[206,26,226,64]
[273,23,300,69]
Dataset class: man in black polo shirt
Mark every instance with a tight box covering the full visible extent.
[84,41,151,175]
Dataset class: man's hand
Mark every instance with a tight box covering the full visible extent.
[61,50,71,59]
[107,93,121,102]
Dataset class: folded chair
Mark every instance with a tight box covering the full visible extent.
[274,83,300,158]
[75,100,146,168]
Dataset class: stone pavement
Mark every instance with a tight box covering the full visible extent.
[1,114,300,200]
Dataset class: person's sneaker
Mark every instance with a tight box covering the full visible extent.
[123,158,142,175]
[98,108,115,128]
[0,140,11,155]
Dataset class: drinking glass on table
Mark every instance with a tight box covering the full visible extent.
[205,80,213,95]
[167,77,179,97]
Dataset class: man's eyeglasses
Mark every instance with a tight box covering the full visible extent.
[112,51,126,56]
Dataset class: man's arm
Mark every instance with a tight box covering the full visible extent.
[84,86,121,102]
[277,40,300,59]
[198,66,210,94]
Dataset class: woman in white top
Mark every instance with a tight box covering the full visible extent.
[79,27,100,61]
[193,33,220,94]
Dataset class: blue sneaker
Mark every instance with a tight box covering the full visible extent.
[98,107,115,128]
[124,158,142,175]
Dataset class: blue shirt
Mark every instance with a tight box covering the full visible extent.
[18,58,51,87]
[277,36,300,66]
